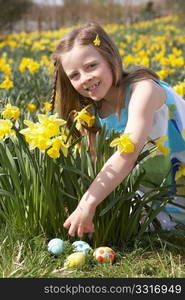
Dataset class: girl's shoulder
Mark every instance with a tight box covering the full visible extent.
[131,79,163,95]
[130,79,166,111]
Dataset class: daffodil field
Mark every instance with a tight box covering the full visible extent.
[0,16,185,248]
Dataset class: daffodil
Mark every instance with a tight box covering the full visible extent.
[157,69,174,80]
[38,114,66,137]
[42,102,51,114]
[167,54,184,68]
[175,166,185,181]
[47,147,60,159]
[123,54,135,66]
[151,136,170,156]
[0,78,14,90]
[40,55,50,67]
[47,136,70,158]
[26,104,37,113]
[110,133,135,153]
[31,135,51,151]
[19,57,40,74]
[20,123,51,150]
[1,104,20,120]
[93,34,101,46]
[0,119,15,140]
[174,81,185,97]
[20,114,70,157]
[74,108,95,131]
[19,58,29,72]
[0,62,12,76]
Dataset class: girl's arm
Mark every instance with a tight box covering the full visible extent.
[63,80,165,237]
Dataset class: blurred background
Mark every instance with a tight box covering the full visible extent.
[0,0,185,33]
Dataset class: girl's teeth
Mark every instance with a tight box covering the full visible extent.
[88,82,99,91]
[89,85,95,91]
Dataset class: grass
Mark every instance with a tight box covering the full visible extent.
[1,226,185,278]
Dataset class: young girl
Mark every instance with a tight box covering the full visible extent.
[50,22,185,237]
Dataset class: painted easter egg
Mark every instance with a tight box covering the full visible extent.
[48,238,64,256]
[64,252,86,267]
[93,246,115,263]
[72,241,92,254]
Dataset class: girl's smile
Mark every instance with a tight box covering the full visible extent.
[61,44,118,104]
[84,81,100,92]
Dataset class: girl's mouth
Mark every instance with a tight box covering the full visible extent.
[86,81,100,91]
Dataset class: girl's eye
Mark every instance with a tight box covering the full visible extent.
[70,73,78,79]
[88,63,97,69]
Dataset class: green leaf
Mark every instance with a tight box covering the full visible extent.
[0,189,16,199]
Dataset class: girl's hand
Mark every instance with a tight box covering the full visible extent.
[63,202,96,238]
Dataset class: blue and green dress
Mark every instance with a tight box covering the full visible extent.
[96,80,185,226]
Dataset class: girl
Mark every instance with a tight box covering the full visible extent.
[50,22,185,237]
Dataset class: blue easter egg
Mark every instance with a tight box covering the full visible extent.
[72,241,92,254]
[48,238,64,256]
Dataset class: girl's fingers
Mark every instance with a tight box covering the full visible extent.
[63,219,71,229]
[77,224,84,238]
[68,223,77,237]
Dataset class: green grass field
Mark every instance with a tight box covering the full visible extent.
[0,227,185,278]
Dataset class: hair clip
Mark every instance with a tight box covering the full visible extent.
[93,34,101,46]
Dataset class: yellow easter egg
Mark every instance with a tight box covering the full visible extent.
[64,252,86,267]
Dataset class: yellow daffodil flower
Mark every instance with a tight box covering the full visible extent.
[20,114,70,156]
[38,114,66,137]
[47,136,70,158]
[151,136,170,157]
[110,133,135,153]
[31,135,51,151]
[20,123,52,150]
[175,166,185,181]
[0,78,14,90]
[28,60,40,73]
[93,34,101,46]
[43,102,51,114]
[19,57,40,74]
[47,147,60,159]
[0,119,15,140]
[174,81,185,96]
[26,104,37,113]
[74,108,95,131]
[1,103,20,121]
[0,62,12,76]
[155,136,170,155]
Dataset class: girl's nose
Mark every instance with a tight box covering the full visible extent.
[81,73,92,85]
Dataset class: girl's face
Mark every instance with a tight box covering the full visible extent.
[61,44,114,102]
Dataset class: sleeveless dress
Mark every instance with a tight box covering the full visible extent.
[96,81,185,226]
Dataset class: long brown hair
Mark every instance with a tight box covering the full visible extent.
[50,22,159,157]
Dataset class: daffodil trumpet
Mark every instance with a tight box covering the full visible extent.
[110,132,135,154]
